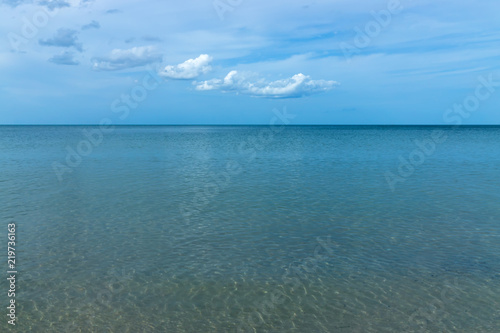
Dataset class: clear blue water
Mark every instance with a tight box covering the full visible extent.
[1,125,500,332]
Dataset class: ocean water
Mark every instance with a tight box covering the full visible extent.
[1,125,500,332]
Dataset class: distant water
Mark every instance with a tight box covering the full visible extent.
[1,125,499,332]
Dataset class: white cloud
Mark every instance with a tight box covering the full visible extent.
[159,54,212,79]
[92,46,162,71]
[195,71,338,98]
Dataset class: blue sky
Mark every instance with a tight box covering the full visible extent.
[1,0,499,124]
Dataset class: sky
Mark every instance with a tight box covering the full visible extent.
[1,0,499,124]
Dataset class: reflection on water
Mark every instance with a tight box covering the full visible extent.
[1,126,499,332]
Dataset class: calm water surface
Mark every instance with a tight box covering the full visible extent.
[1,126,499,332]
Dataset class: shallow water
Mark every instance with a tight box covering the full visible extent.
[1,125,500,332]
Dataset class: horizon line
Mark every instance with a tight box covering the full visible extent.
[1,124,500,127]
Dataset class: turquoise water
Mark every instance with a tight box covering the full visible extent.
[1,125,500,332]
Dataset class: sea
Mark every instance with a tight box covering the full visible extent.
[1,125,499,332]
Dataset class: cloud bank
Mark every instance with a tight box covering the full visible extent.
[195,71,338,98]
[49,51,79,65]
[105,8,121,14]
[82,20,100,30]
[2,0,74,9]
[1,0,31,6]
[38,0,69,10]
[159,54,212,79]
[39,28,83,52]
[92,46,162,71]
